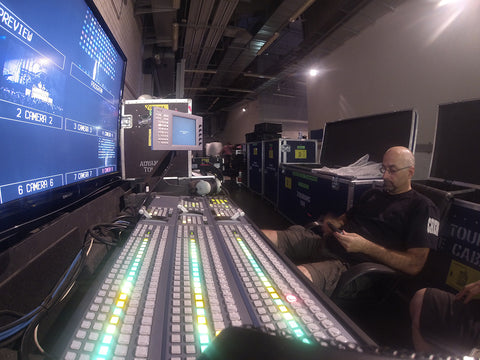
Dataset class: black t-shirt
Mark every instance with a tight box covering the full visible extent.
[326,188,440,264]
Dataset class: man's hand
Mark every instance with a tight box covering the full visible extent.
[321,214,345,235]
[333,230,371,253]
[456,280,480,304]
[332,230,429,276]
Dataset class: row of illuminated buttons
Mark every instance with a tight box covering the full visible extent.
[169,237,199,356]
[242,225,349,343]
[96,226,162,358]
[132,227,168,359]
[180,200,204,211]
[179,215,206,225]
[230,232,308,340]
[234,262,296,333]
[147,206,173,217]
[198,226,242,329]
[64,234,139,359]
[202,226,243,330]
[107,234,155,358]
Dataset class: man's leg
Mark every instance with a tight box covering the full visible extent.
[261,229,279,246]
[298,260,347,296]
[410,288,435,353]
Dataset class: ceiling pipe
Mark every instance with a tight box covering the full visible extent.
[289,0,317,23]
[256,32,280,56]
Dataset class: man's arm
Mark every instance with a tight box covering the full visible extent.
[333,231,429,275]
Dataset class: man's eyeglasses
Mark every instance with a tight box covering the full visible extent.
[380,165,411,174]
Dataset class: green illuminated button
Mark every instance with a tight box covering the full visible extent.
[98,345,109,356]
[294,329,305,337]
[199,334,209,344]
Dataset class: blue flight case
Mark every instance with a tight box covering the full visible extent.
[262,139,318,204]
[247,139,318,198]
[246,142,263,194]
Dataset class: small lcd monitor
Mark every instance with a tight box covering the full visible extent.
[0,0,127,237]
[151,107,203,151]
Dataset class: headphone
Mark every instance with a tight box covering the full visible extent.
[190,163,223,196]
[191,178,222,196]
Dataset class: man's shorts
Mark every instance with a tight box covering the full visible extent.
[420,287,480,353]
[276,225,347,296]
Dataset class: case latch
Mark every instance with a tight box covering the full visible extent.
[281,144,291,153]
[121,114,133,128]
[331,176,340,190]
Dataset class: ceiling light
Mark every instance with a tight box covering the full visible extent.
[309,69,319,77]
[242,107,246,112]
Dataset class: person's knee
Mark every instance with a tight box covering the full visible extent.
[297,265,313,282]
[410,288,427,328]
[261,229,279,246]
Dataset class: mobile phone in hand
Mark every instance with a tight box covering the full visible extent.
[327,222,341,233]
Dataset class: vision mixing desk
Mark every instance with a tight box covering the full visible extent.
[55,194,375,360]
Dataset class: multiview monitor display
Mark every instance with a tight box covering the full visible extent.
[0,0,127,207]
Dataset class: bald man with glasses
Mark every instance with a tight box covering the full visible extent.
[262,146,440,296]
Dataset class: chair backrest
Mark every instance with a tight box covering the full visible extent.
[411,182,453,222]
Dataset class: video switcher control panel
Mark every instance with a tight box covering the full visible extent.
[56,195,372,360]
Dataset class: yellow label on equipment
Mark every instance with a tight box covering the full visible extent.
[295,149,307,159]
[285,177,292,189]
[269,149,274,159]
[446,260,480,296]
[145,104,169,111]
[253,148,258,155]
[148,129,152,146]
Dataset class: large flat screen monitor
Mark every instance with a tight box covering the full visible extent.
[320,110,417,168]
[430,99,480,185]
[0,0,127,238]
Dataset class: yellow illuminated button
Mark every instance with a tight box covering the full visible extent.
[116,300,125,308]
[195,294,203,301]
[283,313,293,321]
[197,316,206,324]
[196,301,204,308]
[119,294,127,300]
[279,306,288,312]
[110,316,120,325]
[271,293,279,299]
